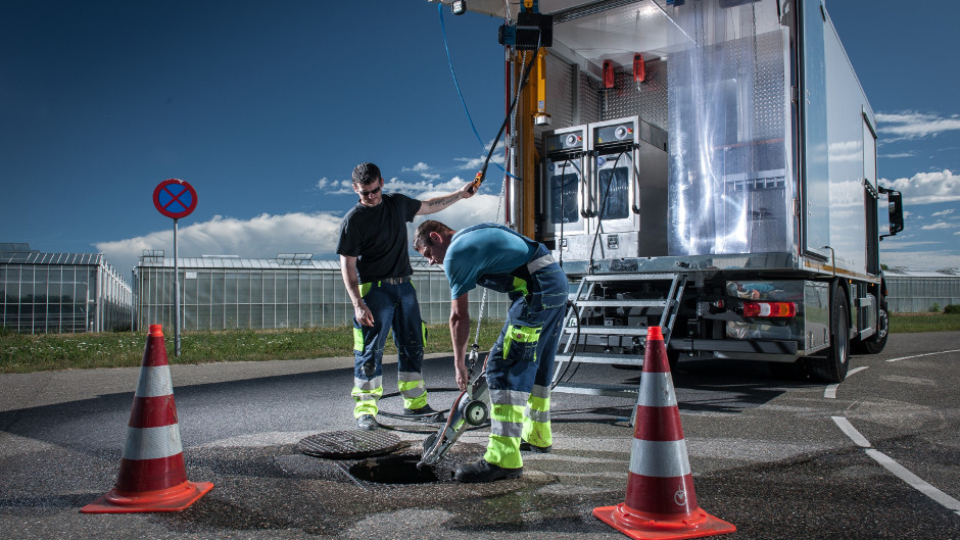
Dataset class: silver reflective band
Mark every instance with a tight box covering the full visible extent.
[490,389,529,407]
[637,372,677,408]
[629,439,691,477]
[354,376,383,391]
[527,254,556,274]
[491,418,524,438]
[135,366,174,398]
[526,408,550,423]
[123,425,183,460]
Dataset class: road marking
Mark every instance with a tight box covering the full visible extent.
[824,366,869,399]
[833,416,960,517]
[831,416,871,447]
[886,349,960,363]
[865,449,960,517]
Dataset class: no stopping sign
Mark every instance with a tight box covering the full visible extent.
[153,179,198,219]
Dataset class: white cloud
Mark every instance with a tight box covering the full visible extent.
[920,221,960,231]
[884,169,960,205]
[876,111,960,140]
[316,177,329,190]
[96,212,343,274]
[932,208,955,217]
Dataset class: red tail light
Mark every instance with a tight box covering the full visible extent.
[742,301,797,318]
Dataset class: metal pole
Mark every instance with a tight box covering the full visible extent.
[174,218,181,357]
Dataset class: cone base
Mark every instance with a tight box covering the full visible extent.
[593,503,736,540]
[81,481,214,514]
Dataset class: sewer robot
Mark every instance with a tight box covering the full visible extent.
[417,344,489,469]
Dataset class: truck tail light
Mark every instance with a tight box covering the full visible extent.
[742,301,796,319]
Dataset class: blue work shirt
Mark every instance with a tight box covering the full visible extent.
[443,224,538,299]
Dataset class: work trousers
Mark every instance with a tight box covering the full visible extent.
[351,279,427,418]
[484,254,568,469]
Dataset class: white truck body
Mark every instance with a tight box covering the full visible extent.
[441,0,903,383]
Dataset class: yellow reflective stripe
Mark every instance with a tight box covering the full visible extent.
[502,324,542,360]
[397,379,424,394]
[353,327,364,352]
[484,434,523,469]
[522,417,553,448]
[527,395,549,413]
[491,403,524,425]
[359,282,373,297]
[512,277,528,296]
[421,322,428,346]
[351,385,382,417]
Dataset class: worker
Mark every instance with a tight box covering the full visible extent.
[337,163,476,431]
[413,220,568,483]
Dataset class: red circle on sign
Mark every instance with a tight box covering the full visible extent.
[153,179,198,219]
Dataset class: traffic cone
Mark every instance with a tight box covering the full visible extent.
[82,324,213,513]
[593,326,735,540]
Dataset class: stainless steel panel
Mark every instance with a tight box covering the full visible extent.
[803,280,829,353]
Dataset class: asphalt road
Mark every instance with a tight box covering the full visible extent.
[1,331,958,539]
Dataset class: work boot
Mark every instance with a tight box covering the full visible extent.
[519,441,552,454]
[455,459,522,483]
[356,414,378,431]
[403,404,444,421]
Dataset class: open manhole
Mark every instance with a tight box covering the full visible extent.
[299,430,404,459]
[350,454,455,485]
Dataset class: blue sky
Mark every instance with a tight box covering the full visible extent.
[2,0,958,276]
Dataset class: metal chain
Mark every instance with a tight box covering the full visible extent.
[472,48,526,349]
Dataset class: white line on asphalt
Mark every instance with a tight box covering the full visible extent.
[831,416,871,447]
[833,416,960,517]
[886,349,960,363]
[865,449,960,517]
[824,366,869,399]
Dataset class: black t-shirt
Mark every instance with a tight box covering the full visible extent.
[336,193,422,282]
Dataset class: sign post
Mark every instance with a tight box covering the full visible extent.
[153,179,198,357]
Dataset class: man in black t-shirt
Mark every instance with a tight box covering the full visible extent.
[337,162,476,430]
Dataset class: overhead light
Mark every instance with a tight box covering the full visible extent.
[452,0,467,15]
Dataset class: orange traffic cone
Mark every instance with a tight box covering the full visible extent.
[82,324,213,513]
[593,326,735,540]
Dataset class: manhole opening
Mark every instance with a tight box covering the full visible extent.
[349,454,452,485]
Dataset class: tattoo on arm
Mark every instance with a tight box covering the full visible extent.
[427,193,458,208]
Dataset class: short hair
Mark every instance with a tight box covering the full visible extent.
[352,162,381,186]
[413,220,454,250]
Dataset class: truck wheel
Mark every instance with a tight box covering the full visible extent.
[809,285,850,383]
[854,300,889,355]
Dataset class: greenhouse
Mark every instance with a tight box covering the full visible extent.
[134,251,510,331]
[1,243,133,334]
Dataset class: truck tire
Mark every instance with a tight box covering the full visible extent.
[808,285,850,383]
[854,299,889,355]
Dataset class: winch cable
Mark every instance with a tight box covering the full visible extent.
[437,3,516,180]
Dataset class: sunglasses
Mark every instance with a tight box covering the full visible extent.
[358,185,382,197]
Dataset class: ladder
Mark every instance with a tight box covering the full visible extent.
[550,272,687,400]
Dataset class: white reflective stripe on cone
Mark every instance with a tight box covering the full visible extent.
[123,425,184,461]
[135,366,174,398]
[637,372,677,407]
[629,439,691,478]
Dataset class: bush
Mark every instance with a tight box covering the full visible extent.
[929,303,941,313]
[944,304,960,315]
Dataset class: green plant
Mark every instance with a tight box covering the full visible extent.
[944,304,960,315]
[929,303,941,313]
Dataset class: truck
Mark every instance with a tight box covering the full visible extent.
[435,0,904,390]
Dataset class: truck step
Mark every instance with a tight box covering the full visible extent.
[573,299,669,308]
[551,382,638,399]
[555,352,643,366]
[564,325,650,336]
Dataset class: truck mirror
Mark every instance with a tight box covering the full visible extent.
[879,187,903,239]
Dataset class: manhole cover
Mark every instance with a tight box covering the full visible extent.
[299,430,404,459]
